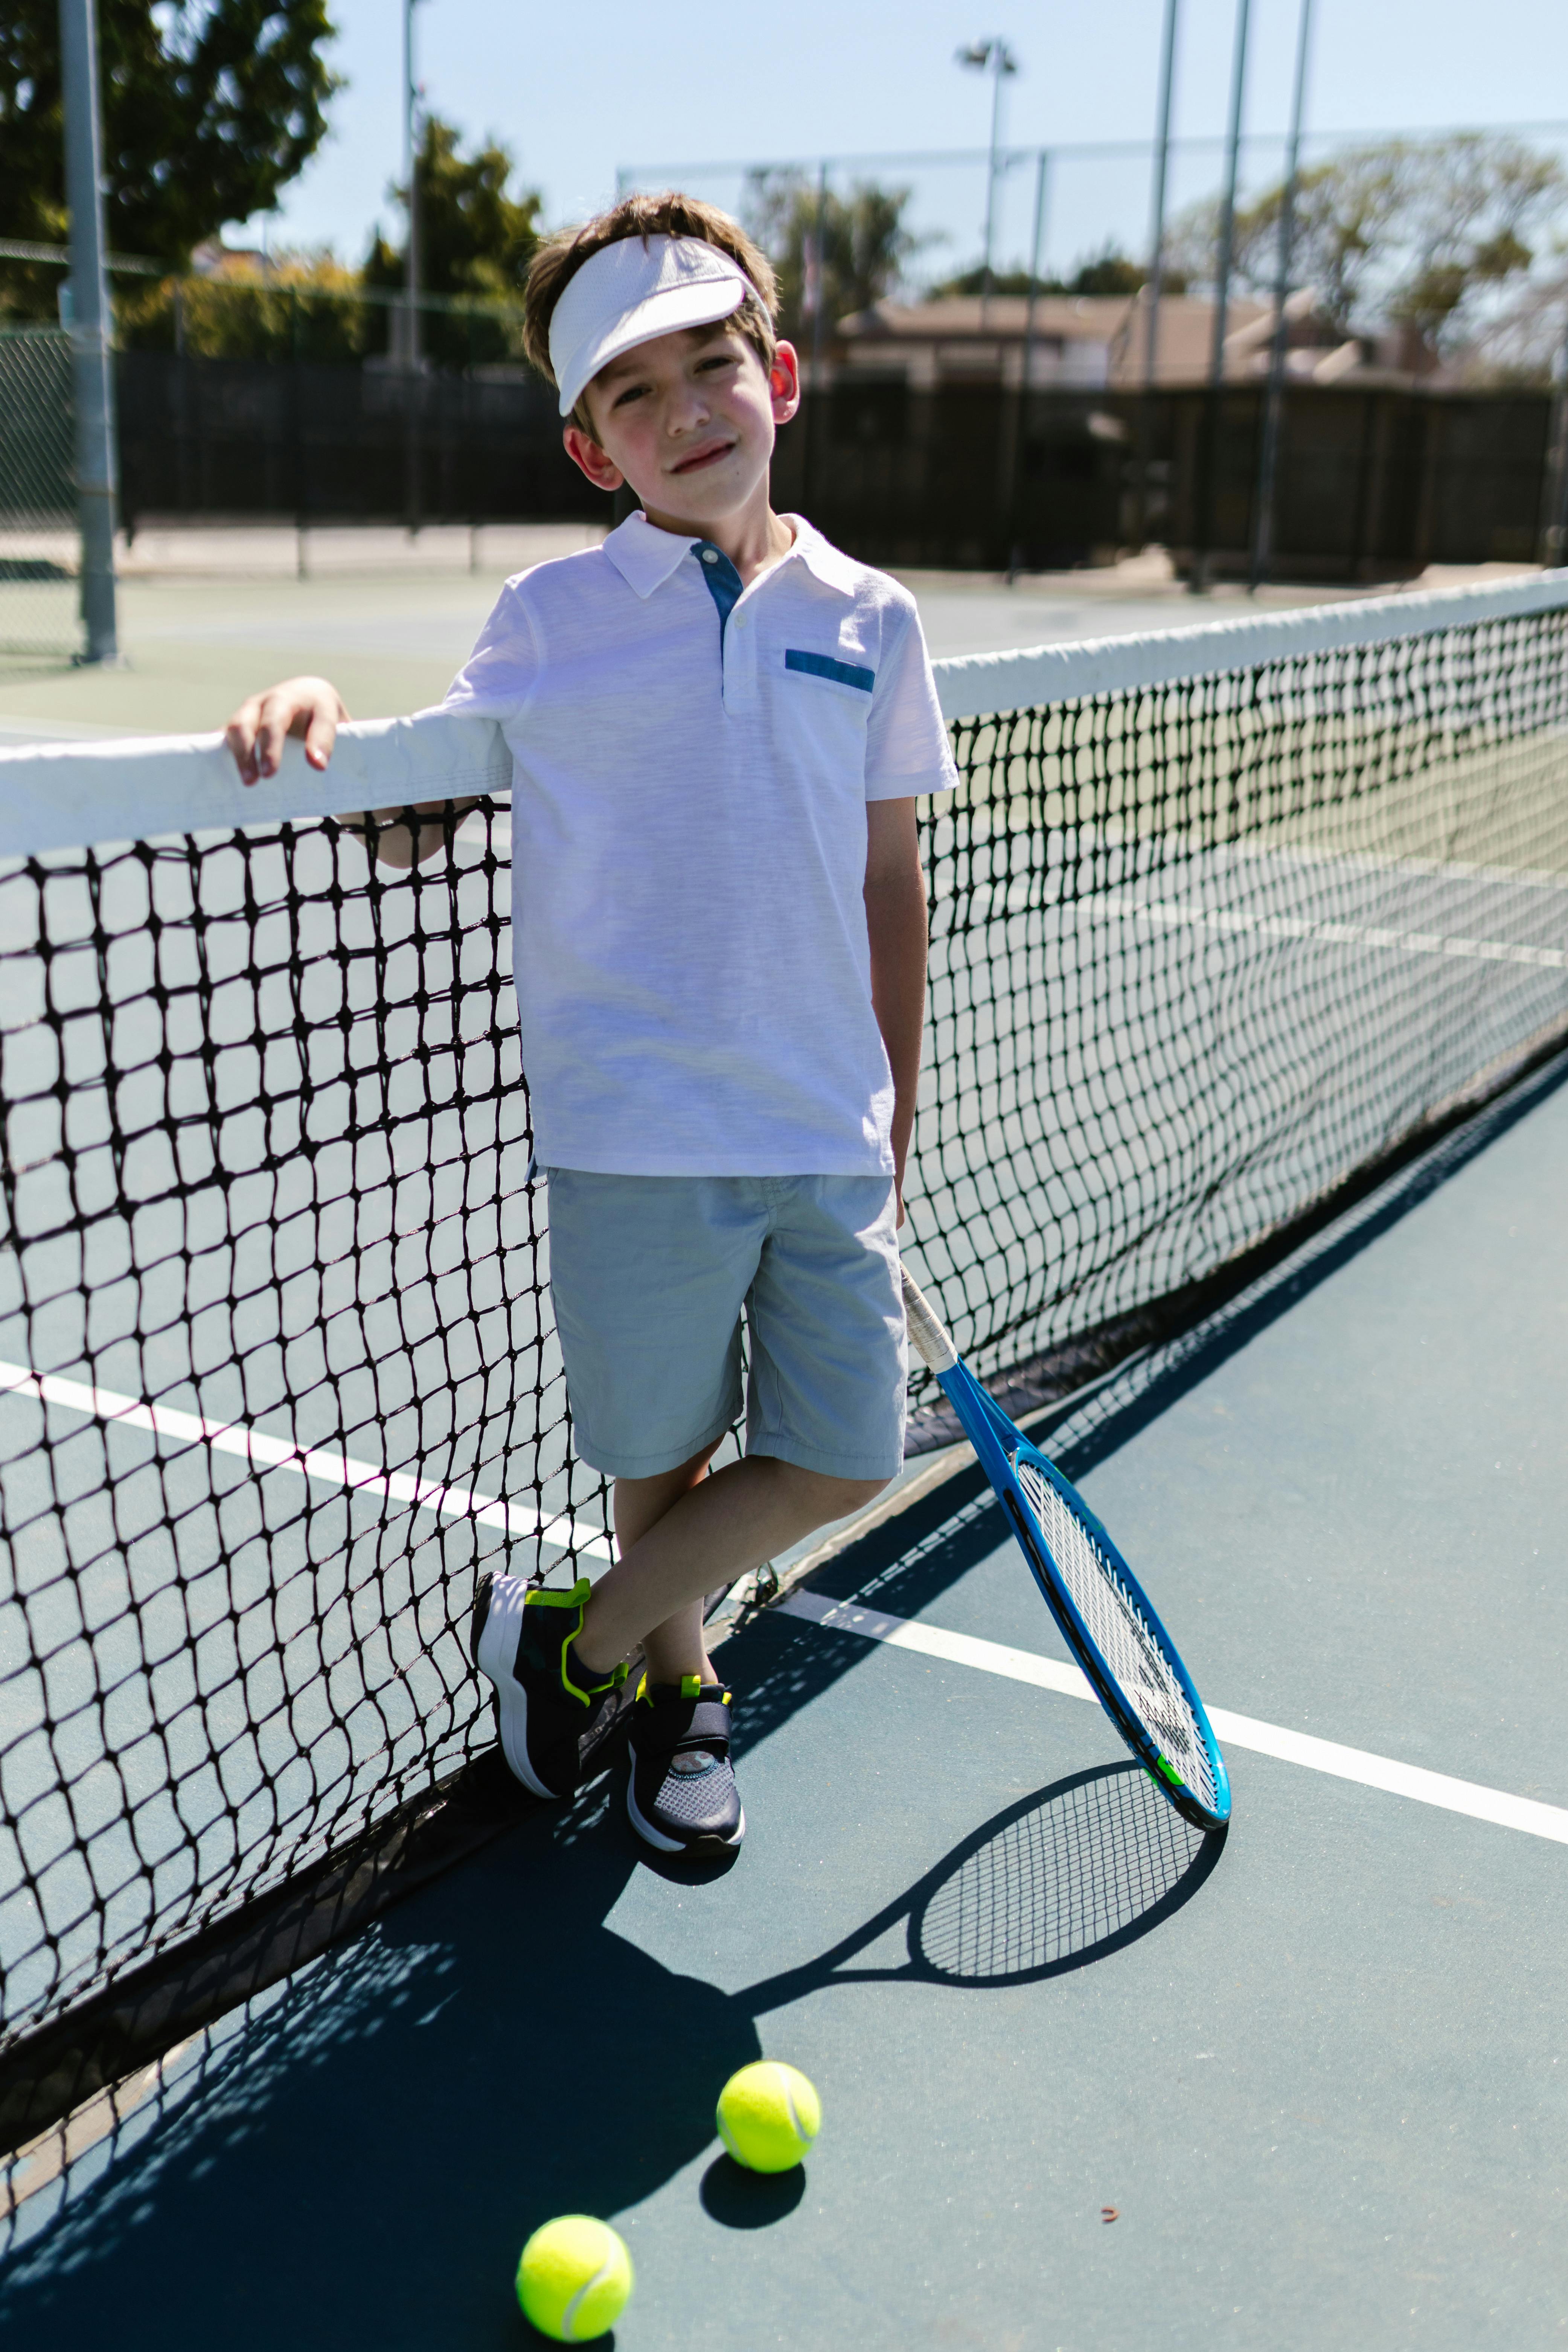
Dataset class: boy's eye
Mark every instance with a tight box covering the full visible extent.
[611,382,648,409]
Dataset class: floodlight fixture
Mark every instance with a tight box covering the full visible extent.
[956,37,1021,319]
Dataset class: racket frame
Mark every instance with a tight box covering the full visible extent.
[921,1342,1231,1835]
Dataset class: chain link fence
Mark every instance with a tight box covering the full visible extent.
[0,328,80,668]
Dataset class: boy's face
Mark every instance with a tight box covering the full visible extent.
[562,321,800,527]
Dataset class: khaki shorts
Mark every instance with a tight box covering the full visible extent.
[543,1170,907,1482]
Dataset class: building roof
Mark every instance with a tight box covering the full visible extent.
[834,290,1371,388]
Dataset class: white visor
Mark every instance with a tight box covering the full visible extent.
[549,233,757,420]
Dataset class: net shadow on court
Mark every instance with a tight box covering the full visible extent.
[0,1757,1216,2340]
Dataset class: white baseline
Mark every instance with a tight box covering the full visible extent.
[779,1590,1568,1847]
[0,1360,614,1561]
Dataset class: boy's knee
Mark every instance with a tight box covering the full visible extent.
[800,1469,891,1521]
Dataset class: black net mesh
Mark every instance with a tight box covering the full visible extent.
[2,596,1566,2115]
[906,606,1568,1399]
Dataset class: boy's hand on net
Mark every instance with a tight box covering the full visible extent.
[225,677,349,784]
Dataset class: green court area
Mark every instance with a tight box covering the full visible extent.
[0,527,1385,744]
[2,1053,1563,2350]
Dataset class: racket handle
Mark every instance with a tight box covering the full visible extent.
[901,1266,958,1374]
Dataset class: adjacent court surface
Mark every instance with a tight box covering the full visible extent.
[2,1043,1563,2348]
[0,526,1459,744]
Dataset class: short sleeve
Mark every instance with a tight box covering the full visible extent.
[440,580,541,721]
[864,602,959,801]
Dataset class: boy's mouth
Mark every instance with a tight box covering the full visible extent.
[669,437,738,477]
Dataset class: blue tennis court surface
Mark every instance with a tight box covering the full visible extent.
[3,1048,1563,2348]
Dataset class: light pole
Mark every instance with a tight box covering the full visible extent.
[58,0,117,663]
[1190,0,1251,592]
[402,0,426,534]
[402,0,424,370]
[1136,0,1181,547]
[957,38,1019,322]
[1250,0,1315,591]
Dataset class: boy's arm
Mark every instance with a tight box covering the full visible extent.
[864,796,928,1226]
[223,674,478,870]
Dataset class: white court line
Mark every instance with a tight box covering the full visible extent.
[0,1360,613,1560]
[1108,894,1568,972]
[780,1590,1568,1847]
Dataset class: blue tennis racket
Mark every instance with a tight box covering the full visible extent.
[902,1267,1231,1835]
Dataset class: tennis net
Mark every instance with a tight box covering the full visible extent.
[2,569,1566,2140]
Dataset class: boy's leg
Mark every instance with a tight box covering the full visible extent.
[581,1456,885,1678]
[474,1172,899,1826]
[613,1447,718,1687]
[581,1172,905,1674]
[609,1448,881,1859]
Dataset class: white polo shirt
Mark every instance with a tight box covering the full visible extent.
[441,511,958,1176]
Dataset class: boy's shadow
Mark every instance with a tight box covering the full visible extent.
[0,1775,759,2352]
[0,1754,1222,2352]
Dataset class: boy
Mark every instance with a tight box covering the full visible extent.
[225,194,958,1857]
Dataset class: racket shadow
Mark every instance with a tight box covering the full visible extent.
[745,1761,1225,2006]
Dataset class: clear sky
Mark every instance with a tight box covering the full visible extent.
[259,0,1568,287]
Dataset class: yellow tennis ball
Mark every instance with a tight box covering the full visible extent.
[515,2215,633,2343]
[716,2060,821,2172]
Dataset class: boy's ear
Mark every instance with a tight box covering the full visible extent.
[562,423,624,493]
[769,340,802,426]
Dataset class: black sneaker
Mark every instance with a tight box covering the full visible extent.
[472,1571,625,1800]
[626,1675,745,1855]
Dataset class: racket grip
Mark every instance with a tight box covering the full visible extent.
[901,1266,958,1374]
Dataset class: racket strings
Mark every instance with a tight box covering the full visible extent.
[1015,1458,1218,1813]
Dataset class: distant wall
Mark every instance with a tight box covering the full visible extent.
[116,351,600,531]
[115,350,1557,581]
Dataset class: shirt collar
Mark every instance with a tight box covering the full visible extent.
[602,511,694,599]
[602,508,861,603]
[778,513,859,597]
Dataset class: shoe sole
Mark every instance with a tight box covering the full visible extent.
[626,1770,745,1857]
[473,1570,564,1802]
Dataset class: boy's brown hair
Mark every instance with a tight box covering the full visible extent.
[523,192,781,435]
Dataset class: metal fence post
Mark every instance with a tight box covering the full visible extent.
[1250,0,1315,591]
[1539,314,1568,567]
[58,0,117,662]
[1191,0,1250,594]
[1137,0,1180,547]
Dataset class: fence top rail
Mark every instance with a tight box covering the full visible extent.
[2,569,1567,857]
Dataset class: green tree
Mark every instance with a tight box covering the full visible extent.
[116,249,373,360]
[365,116,543,366]
[1166,134,1566,363]
[0,0,337,315]
[743,174,928,337]
[929,245,1172,300]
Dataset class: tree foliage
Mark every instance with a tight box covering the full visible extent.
[929,245,1178,300]
[1166,134,1568,363]
[743,175,928,336]
[0,0,338,279]
[364,116,544,366]
[116,250,373,360]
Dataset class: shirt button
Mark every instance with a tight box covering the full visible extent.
[701,549,718,564]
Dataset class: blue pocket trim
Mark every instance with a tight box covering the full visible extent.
[785,648,876,693]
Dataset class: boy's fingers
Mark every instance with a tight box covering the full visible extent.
[223,680,346,783]
[254,688,313,780]
[303,706,339,770]
[223,695,265,784]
